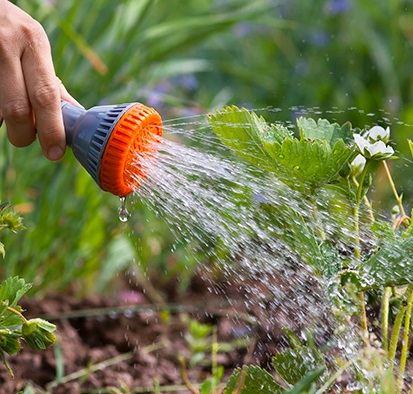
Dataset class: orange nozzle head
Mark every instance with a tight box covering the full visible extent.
[99,104,163,197]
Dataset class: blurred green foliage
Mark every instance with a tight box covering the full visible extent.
[2,0,413,295]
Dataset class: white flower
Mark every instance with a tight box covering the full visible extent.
[365,125,390,144]
[354,133,394,160]
[350,154,366,176]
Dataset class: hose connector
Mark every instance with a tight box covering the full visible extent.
[62,101,163,197]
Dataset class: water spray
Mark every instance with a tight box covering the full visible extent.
[62,100,163,197]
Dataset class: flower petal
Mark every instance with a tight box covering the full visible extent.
[367,125,390,143]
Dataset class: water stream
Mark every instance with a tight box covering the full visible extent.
[122,106,413,391]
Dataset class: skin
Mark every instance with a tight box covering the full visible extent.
[0,0,81,161]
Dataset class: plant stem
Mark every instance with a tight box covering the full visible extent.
[309,193,326,241]
[399,285,413,388]
[6,306,28,323]
[389,304,406,361]
[389,286,413,362]
[353,161,373,345]
[352,205,361,260]
[179,357,199,394]
[352,202,369,344]
[211,327,219,392]
[356,160,371,205]
[316,360,352,393]
[382,161,406,218]
[351,176,375,223]
[381,287,392,353]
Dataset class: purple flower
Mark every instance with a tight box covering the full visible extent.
[175,75,198,91]
[310,30,330,48]
[325,0,352,15]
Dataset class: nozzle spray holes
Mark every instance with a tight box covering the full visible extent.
[118,197,131,222]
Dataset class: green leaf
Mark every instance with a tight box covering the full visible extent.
[272,347,325,386]
[281,327,303,350]
[209,107,357,191]
[22,318,57,350]
[208,106,275,172]
[360,235,413,289]
[0,277,32,309]
[370,220,396,241]
[0,329,22,355]
[224,365,284,394]
[284,367,325,394]
[297,118,353,146]
[408,139,413,158]
[189,319,212,338]
[262,138,356,190]
[0,242,4,258]
[0,210,26,233]
[262,123,294,144]
[258,202,324,270]
[379,367,397,394]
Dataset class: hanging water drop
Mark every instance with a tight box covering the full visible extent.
[119,196,131,222]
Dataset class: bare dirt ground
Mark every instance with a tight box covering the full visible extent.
[0,274,290,394]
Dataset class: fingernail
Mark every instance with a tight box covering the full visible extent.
[47,145,65,161]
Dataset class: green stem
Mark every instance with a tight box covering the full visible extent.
[381,287,392,353]
[353,205,361,260]
[352,200,368,343]
[389,305,406,361]
[309,193,326,241]
[399,285,413,387]
[351,176,375,223]
[389,286,413,362]
[316,360,352,393]
[356,160,371,205]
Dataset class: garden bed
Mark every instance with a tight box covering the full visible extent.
[0,274,289,393]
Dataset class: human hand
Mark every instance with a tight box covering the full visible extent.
[0,0,81,161]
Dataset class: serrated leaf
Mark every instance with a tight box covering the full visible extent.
[0,310,25,328]
[262,123,294,144]
[262,138,356,190]
[297,117,353,146]
[208,106,275,172]
[224,365,284,394]
[209,107,357,191]
[0,277,32,309]
[360,236,413,289]
[272,347,325,386]
[370,220,396,241]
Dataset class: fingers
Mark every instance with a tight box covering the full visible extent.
[21,23,65,161]
[0,43,36,148]
[0,1,83,162]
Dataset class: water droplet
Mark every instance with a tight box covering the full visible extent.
[119,196,131,222]
[278,154,285,159]
[294,165,300,171]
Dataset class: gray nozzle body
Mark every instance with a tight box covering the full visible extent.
[61,100,133,187]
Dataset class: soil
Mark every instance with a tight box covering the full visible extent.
[0,271,301,394]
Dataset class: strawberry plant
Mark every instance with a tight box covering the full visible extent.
[0,203,56,377]
[207,106,413,392]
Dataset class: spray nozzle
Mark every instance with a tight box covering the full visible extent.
[62,100,163,197]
